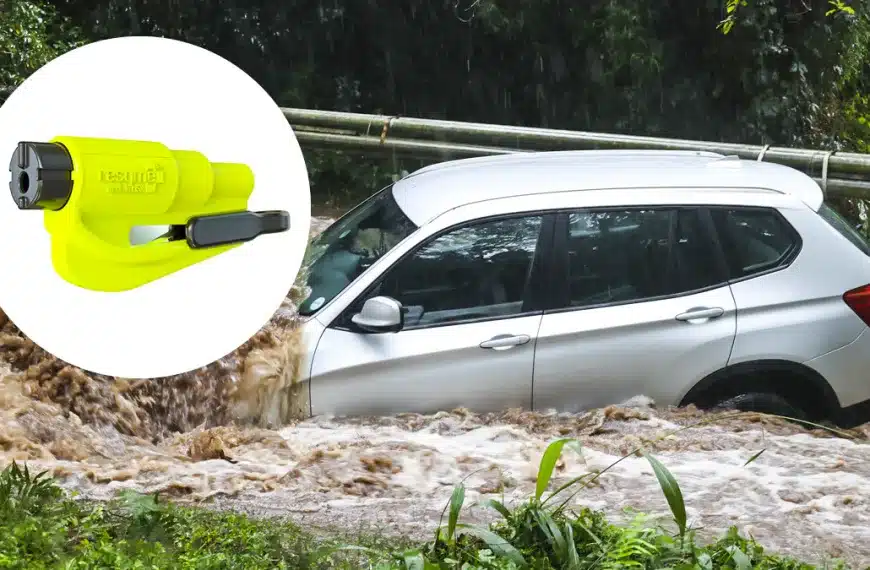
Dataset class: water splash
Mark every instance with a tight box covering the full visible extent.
[2,215,870,568]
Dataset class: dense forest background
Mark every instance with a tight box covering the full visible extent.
[2,0,870,215]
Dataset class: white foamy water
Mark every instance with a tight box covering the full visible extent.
[8,402,867,568]
[309,215,334,235]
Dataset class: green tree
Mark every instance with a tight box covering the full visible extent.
[0,0,84,89]
[720,0,857,34]
[11,0,870,209]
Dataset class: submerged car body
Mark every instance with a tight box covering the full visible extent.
[293,150,870,426]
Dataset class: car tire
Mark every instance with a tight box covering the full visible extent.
[711,392,808,420]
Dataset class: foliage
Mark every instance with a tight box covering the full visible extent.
[0,462,354,569]
[1,427,855,569]
[0,0,84,88]
[45,0,863,144]
[838,94,870,153]
[303,150,421,209]
[719,0,857,35]
[0,0,854,206]
[0,1,865,210]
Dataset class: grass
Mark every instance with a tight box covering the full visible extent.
[0,413,859,569]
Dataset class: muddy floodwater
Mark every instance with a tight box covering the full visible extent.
[2,215,870,568]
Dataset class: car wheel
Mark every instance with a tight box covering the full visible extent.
[712,392,808,420]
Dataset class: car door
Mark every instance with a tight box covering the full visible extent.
[532,206,738,412]
[309,213,554,417]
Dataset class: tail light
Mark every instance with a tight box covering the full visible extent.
[843,284,870,326]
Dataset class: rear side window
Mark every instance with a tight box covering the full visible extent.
[709,207,800,279]
[818,204,870,257]
[560,207,726,309]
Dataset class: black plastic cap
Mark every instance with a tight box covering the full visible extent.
[9,141,74,211]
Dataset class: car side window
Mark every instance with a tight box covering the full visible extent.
[709,207,799,279]
[353,215,545,329]
[563,208,725,309]
[671,208,726,293]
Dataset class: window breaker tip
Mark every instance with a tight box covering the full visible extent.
[8,141,74,211]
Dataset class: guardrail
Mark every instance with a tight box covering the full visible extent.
[284,108,870,199]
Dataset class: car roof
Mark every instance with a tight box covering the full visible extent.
[391,150,824,225]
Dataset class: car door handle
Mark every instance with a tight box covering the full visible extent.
[480,334,531,350]
[675,307,725,322]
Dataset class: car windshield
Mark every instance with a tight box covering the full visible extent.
[298,186,417,316]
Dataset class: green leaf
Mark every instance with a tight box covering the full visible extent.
[563,522,581,569]
[447,484,465,544]
[743,449,766,466]
[535,438,582,502]
[643,454,687,537]
[481,498,511,521]
[455,524,526,566]
[532,509,566,557]
[403,551,426,570]
[727,545,752,570]
[574,519,603,548]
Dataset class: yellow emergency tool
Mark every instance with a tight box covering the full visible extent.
[9,137,290,292]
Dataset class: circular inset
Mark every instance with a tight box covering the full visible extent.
[0,36,311,378]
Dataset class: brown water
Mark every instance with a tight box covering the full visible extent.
[312,204,350,220]
[2,215,870,568]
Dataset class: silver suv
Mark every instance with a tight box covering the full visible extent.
[296,150,870,427]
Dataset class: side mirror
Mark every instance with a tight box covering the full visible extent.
[351,296,404,333]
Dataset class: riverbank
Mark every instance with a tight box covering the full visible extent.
[1,434,858,570]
